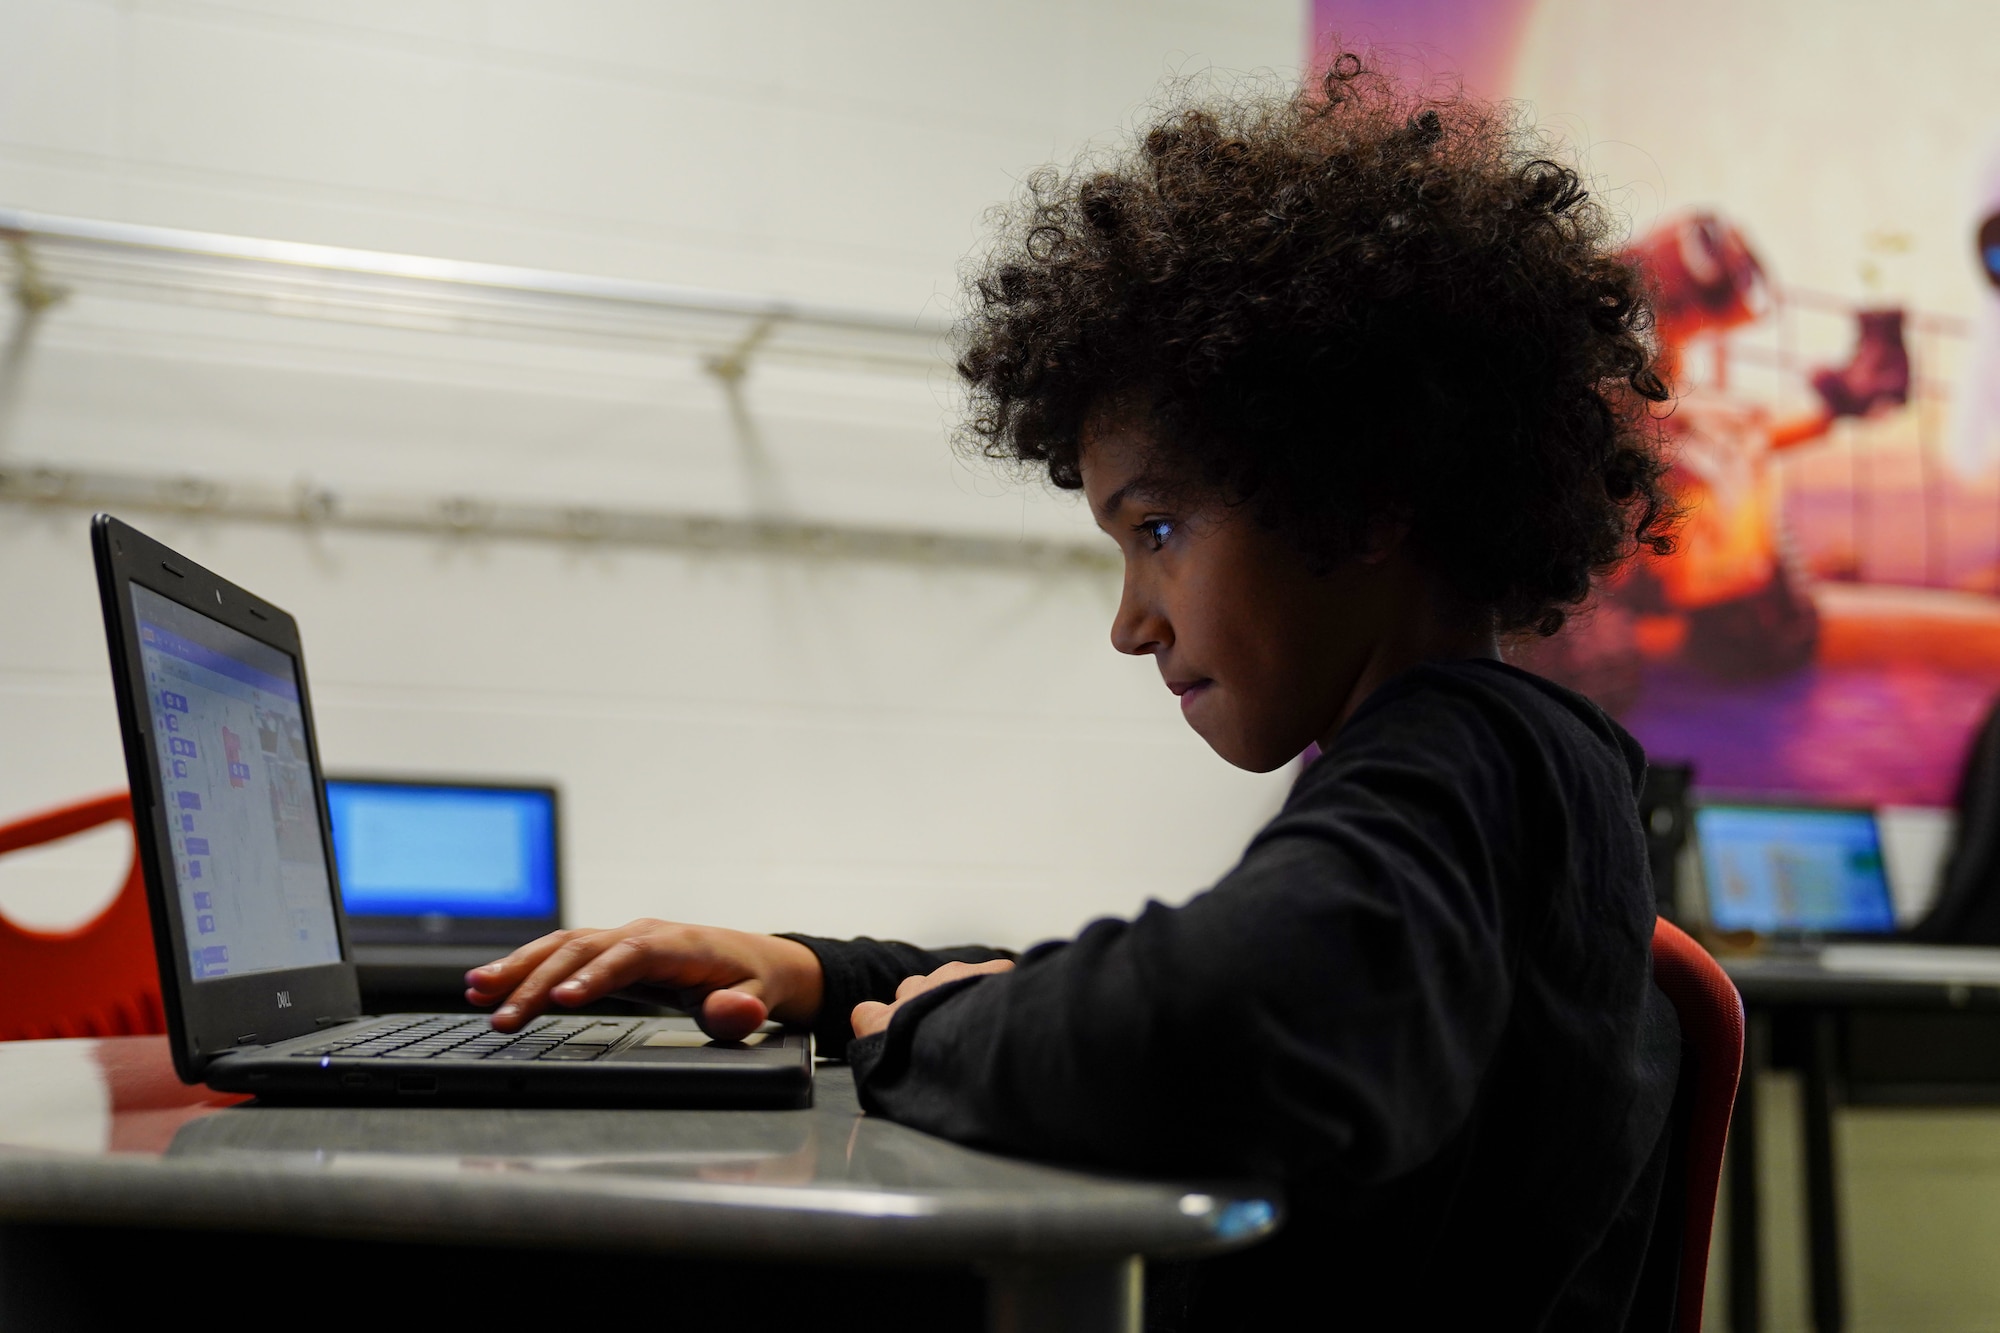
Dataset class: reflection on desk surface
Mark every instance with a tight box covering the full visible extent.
[0,1034,247,1156]
[0,1037,1281,1265]
[166,1101,822,1186]
[0,1036,1269,1221]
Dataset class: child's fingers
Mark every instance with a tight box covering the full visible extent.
[472,921,803,1036]
[546,934,656,1009]
[697,988,770,1041]
[892,958,1015,1001]
[860,960,1014,1039]
[542,934,771,1038]
[851,999,892,1038]
[464,930,574,1000]
[548,931,723,1010]
[488,929,635,1029]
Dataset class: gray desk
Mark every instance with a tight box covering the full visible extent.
[0,1036,1278,1331]
[1721,945,2000,1333]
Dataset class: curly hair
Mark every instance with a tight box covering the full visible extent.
[956,56,1675,635]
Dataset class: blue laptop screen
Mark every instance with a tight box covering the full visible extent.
[1696,805,1896,934]
[326,782,556,920]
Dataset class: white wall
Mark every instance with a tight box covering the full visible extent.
[1,0,1301,310]
[1512,0,1998,328]
[0,0,1305,947]
[1878,806,1956,925]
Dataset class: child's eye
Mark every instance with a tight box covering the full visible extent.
[1135,518,1176,551]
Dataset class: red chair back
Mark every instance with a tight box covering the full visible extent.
[0,793,166,1041]
[1650,917,1745,1333]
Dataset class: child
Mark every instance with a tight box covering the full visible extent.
[469,57,1685,1331]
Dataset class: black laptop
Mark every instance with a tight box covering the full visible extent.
[92,513,812,1106]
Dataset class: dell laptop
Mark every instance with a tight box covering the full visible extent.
[92,513,812,1107]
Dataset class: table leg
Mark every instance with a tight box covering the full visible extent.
[986,1256,1142,1333]
[1729,1010,1766,1332]
[1803,1011,1846,1333]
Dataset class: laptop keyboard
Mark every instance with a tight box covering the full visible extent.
[292,1015,644,1063]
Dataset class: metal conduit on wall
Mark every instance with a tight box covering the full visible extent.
[0,208,1112,574]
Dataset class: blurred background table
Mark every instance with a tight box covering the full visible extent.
[1721,946,2000,1333]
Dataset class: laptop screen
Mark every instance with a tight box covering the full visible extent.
[1695,804,1897,934]
[325,781,557,922]
[131,583,344,981]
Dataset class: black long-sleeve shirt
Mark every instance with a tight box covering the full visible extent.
[787,659,1682,1331]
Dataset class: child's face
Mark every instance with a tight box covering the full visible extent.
[1081,418,1432,773]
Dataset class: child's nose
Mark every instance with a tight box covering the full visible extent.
[1110,574,1169,656]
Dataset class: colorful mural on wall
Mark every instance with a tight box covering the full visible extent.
[1312,0,2000,806]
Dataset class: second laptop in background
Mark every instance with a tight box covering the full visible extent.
[327,777,561,992]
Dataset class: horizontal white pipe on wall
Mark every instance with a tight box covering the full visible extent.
[0,210,1082,573]
[0,207,951,374]
[0,459,1117,575]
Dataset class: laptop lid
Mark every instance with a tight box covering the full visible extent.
[325,777,561,947]
[1694,801,1898,937]
[92,514,362,1080]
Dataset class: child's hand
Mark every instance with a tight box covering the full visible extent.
[464,921,824,1041]
[851,959,1015,1038]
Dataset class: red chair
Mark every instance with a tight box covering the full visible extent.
[0,792,166,1041]
[1651,916,1746,1333]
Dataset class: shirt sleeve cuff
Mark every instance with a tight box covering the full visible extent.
[776,932,873,1059]
[846,974,989,1113]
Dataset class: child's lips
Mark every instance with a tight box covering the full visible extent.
[1168,678,1213,710]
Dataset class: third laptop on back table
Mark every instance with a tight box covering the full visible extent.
[1693,801,1900,942]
